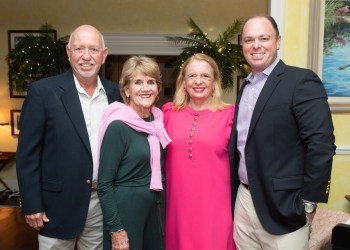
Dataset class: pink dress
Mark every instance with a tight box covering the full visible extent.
[163,102,236,250]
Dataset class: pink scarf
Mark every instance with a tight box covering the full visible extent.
[98,102,171,191]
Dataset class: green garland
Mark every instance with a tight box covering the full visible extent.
[167,18,248,91]
[7,25,70,92]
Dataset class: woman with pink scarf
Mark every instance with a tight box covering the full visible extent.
[97,56,171,250]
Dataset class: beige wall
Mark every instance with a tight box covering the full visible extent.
[331,114,350,212]
[283,0,310,67]
[0,0,269,39]
[283,0,350,213]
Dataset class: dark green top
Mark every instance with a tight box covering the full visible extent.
[97,119,165,233]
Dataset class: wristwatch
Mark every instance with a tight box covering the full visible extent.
[304,202,317,214]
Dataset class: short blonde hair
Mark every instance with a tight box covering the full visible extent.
[173,53,226,110]
[119,56,162,104]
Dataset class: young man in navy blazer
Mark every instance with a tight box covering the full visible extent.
[16,25,122,249]
[229,15,336,249]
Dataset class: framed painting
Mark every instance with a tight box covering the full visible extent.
[8,30,57,98]
[10,109,21,136]
[8,30,57,51]
[308,0,350,112]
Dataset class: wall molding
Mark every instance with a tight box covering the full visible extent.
[336,146,350,155]
[103,33,184,55]
[269,0,285,59]
[307,0,324,76]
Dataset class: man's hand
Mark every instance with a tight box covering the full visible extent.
[111,230,130,250]
[306,212,316,225]
[306,212,316,239]
[25,212,50,231]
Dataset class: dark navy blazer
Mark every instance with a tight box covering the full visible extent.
[229,60,336,235]
[16,69,121,239]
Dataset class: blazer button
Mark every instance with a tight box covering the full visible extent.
[86,179,91,184]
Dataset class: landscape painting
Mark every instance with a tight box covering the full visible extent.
[322,0,350,97]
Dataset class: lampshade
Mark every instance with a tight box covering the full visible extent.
[0,111,9,125]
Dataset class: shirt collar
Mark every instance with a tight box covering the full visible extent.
[73,75,106,95]
[263,57,280,76]
[246,57,280,82]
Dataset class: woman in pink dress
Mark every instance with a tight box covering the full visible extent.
[163,53,236,250]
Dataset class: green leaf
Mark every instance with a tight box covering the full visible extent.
[7,25,70,92]
[167,17,248,91]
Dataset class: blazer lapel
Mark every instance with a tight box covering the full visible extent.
[101,79,119,104]
[59,70,92,154]
[247,61,285,140]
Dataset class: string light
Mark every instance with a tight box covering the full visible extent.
[7,26,70,92]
